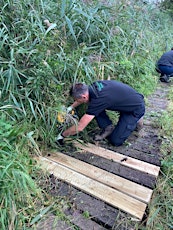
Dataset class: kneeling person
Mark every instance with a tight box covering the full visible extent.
[56,80,145,146]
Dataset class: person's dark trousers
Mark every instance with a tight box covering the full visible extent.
[95,110,113,129]
[109,104,145,146]
[158,65,173,75]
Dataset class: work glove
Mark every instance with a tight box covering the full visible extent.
[66,106,73,113]
[55,133,64,146]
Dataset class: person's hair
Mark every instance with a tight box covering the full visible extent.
[69,83,88,99]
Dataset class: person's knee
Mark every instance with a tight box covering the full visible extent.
[109,124,135,146]
[109,137,124,146]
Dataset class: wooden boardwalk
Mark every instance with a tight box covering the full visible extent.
[36,84,169,230]
[36,144,159,220]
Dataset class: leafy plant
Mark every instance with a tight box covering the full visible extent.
[0,115,42,229]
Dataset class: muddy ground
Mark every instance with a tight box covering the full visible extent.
[36,82,170,230]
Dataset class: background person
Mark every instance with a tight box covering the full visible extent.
[156,48,173,83]
[56,80,145,147]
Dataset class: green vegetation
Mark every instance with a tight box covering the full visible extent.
[146,91,173,230]
[161,0,173,15]
[0,0,173,229]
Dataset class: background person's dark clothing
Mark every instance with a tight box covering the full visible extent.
[157,50,173,75]
[157,50,173,66]
[86,80,145,146]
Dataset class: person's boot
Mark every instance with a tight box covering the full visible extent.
[160,74,171,83]
[135,117,143,131]
[94,124,114,141]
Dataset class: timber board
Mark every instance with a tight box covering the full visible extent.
[36,156,147,220]
[63,150,157,189]
[74,141,160,177]
[46,152,153,203]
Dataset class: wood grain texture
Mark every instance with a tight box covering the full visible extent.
[46,152,153,203]
[74,141,160,177]
[36,156,147,220]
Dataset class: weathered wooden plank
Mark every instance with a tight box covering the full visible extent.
[36,156,147,220]
[47,152,152,203]
[67,210,106,230]
[56,182,119,227]
[36,214,72,230]
[64,151,157,189]
[74,141,160,177]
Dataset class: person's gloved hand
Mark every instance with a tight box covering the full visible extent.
[66,106,73,113]
[55,133,64,146]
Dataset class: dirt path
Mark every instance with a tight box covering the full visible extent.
[36,82,170,230]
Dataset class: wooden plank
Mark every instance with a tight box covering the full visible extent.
[47,152,152,203]
[36,156,147,220]
[74,141,160,177]
[68,210,106,230]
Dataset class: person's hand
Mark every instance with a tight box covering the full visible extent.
[55,133,64,146]
[66,106,73,113]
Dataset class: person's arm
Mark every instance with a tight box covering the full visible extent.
[71,101,83,108]
[67,100,83,113]
[62,114,95,137]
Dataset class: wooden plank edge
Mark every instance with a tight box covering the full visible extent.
[36,156,147,220]
[74,141,160,177]
[46,152,153,203]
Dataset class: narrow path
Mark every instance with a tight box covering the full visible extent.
[36,82,170,230]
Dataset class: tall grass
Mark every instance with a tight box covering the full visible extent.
[1,0,172,125]
[0,115,41,229]
[0,113,69,229]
